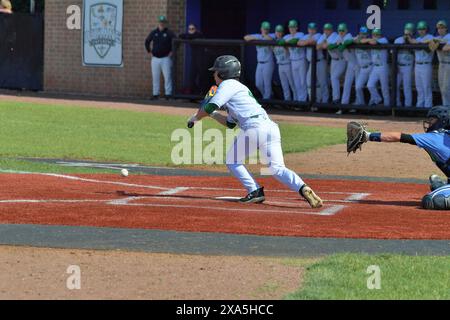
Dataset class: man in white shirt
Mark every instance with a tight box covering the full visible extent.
[395,23,415,107]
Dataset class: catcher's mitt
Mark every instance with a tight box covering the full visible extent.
[428,39,441,52]
[347,122,369,155]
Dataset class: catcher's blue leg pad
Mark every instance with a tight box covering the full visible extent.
[422,184,450,210]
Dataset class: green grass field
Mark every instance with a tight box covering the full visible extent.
[1,100,448,300]
[0,100,345,173]
[285,254,450,300]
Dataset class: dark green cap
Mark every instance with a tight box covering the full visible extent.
[338,23,348,32]
[323,23,333,30]
[437,20,448,28]
[288,19,298,28]
[372,28,382,35]
[308,22,317,30]
[261,21,271,30]
[404,23,415,31]
[158,15,167,23]
[417,21,428,30]
[275,25,284,33]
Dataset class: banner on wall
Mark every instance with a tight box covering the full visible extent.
[82,0,123,67]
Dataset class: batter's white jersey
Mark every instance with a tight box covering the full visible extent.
[210,80,269,130]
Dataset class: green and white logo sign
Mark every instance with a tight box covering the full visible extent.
[83,0,123,67]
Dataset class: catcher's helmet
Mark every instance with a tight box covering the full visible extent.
[425,106,450,132]
[208,55,241,80]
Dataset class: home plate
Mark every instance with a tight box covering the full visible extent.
[215,196,241,202]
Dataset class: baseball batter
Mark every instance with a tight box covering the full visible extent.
[298,23,323,103]
[280,20,307,102]
[273,25,295,101]
[394,23,415,108]
[187,55,323,208]
[363,28,390,107]
[244,21,275,100]
[435,20,450,107]
[348,106,450,210]
[353,27,372,106]
[409,21,435,108]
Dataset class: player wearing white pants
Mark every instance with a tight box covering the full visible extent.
[410,21,434,108]
[395,23,415,107]
[364,28,390,106]
[283,20,307,102]
[315,24,336,104]
[435,20,450,106]
[244,21,275,100]
[188,55,323,208]
[273,25,295,100]
[354,27,372,106]
[326,24,351,107]
[299,23,323,103]
[151,56,173,97]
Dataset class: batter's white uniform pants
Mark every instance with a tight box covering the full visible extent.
[278,63,295,100]
[330,59,347,102]
[255,61,274,100]
[355,65,372,105]
[151,56,173,96]
[368,65,390,106]
[439,62,450,106]
[342,61,359,105]
[415,63,433,108]
[226,119,305,193]
[397,65,413,107]
[291,59,308,102]
[307,59,328,103]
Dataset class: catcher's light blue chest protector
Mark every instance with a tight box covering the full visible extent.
[412,130,450,180]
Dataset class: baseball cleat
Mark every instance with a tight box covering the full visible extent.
[429,174,447,191]
[239,187,265,204]
[300,185,323,208]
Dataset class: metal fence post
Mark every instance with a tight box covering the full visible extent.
[391,47,398,117]
[311,45,317,108]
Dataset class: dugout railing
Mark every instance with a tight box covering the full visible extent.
[172,38,445,116]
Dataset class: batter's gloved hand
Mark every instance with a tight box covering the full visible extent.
[187,115,198,128]
[347,121,369,155]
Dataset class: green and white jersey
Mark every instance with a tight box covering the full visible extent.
[436,33,450,63]
[394,36,414,66]
[415,34,435,63]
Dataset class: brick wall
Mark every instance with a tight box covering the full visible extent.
[44,0,186,98]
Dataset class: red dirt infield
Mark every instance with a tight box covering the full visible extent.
[0,173,449,240]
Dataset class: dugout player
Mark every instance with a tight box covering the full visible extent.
[273,25,295,101]
[244,22,275,100]
[187,55,323,208]
[350,106,450,210]
[395,23,416,108]
[435,20,450,107]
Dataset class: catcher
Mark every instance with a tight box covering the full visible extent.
[347,106,450,210]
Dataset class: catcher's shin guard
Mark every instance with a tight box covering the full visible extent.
[422,185,450,210]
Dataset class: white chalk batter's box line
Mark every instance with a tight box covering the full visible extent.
[0,169,371,216]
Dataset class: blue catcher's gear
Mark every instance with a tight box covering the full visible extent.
[424,106,450,133]
[422,184,450,210]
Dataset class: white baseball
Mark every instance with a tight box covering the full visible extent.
[120,169,129,177]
